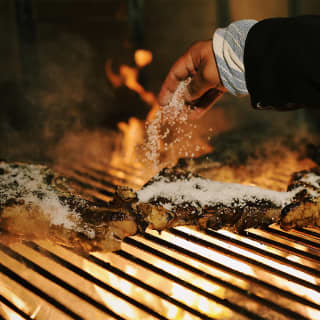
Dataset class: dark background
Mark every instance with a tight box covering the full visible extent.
[1,0,320,163]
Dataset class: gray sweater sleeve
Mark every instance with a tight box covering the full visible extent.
[213,20,257,95]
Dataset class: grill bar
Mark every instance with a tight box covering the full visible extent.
[72,168,117,193]
[67,164,320,318]
[265,227,320,250]
[246,230,320,262]
[57,167,115,198]
[85,251,219,320]
[169,228,320,293]
[0,244,126,320]
[121,238,309,320]
[0,262,82,320]
[138,231,320,311]
[84,163,143,187]
[205,229,320,277]
[57,161,144,188]
[23,242,168,320]
[0,294,32,320]
[301,228,320,238]
[116,250,265,320]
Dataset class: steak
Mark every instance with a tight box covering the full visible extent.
[0,162,139,252]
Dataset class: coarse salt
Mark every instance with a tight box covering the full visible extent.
[137,174,300,210]
[300,173,320,189]
[0,162,95,237]
[145,79,191,166]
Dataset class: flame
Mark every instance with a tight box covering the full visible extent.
[113,117,145,165]
[105,60,122,88]
[106,51,157,107]
[134,49,153,68]
[119,64,157,106]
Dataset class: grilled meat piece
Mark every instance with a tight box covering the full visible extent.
[0,162,139,252]
[121,167,320,232]
[129,168,289,232]
[281,168,320,230]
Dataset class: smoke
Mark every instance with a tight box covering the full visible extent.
[52,129,117,167]
[0,33,114,163]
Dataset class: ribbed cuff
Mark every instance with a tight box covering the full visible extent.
[213,19,257,96]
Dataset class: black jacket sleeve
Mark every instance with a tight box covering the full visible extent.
[244,15,320,110]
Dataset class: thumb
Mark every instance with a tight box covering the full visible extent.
[184,72,212,104]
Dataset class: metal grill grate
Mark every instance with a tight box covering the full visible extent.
[0,160,320,320]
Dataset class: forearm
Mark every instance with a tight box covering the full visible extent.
[214,15,320,110]
[244,15,320,110]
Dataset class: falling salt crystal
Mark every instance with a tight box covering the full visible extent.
[144,78,191,167]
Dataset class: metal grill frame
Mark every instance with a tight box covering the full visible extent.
[0,160,320,320]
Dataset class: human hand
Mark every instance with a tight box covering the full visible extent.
[158,40,226,119]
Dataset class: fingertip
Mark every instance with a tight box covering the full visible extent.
[186,77,202,104]
[183,86,192,104]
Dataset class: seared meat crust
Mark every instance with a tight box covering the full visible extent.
[281,168,320,229]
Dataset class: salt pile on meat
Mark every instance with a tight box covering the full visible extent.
[0,162,95,238]
[137,173,298,211]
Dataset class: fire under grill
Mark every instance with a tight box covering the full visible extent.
[1,160,320,320]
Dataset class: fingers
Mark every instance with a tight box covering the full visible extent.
[158,40,225,107]
[185,41,222,104]
[189,89,225,120]
[158,51,196,106]
[190,88,224,109]
[184,72,212,104]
